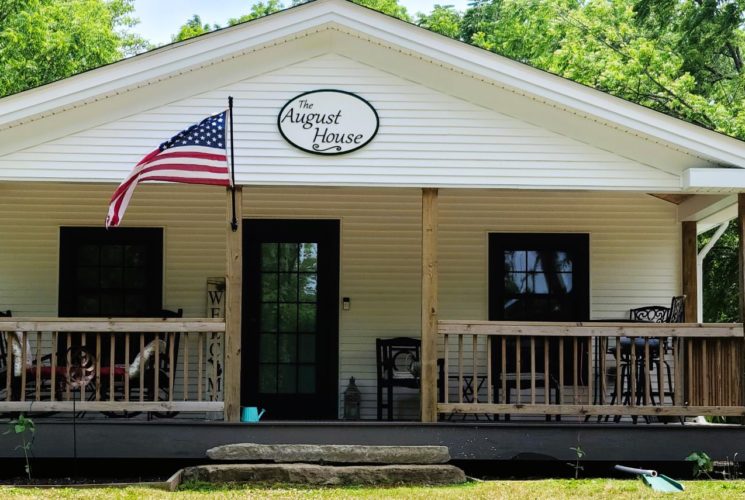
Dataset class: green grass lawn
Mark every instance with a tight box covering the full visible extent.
[1,480,744,499]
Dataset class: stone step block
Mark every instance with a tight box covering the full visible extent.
[183,463,467,486]
[207,443,450,464]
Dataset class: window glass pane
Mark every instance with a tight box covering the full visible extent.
[298,243,318,272]
[261,243,278,271]
[299,273,317,302]
[299,334,316,363]
[101,245,123,266]
[279,303,297,332]
[278,273,298,302]
[260,334,277,363]
[124,245,146,268]
[124,294,146,316]
[503,298,523,319]
[76,267,98,288]
[555,252,572,272]
[259,364,276,393]
[528,272,549,294]
[278,334,297,363]
[504,273,526,294]
[527,297,549,316]
[100,293,123,316]
[124,268,147,289]
[277,365,297,393]
[503,251,525,272]
[298,304,316,332]
[77,245,99,266]
[527,251,543,271]
[260,303,278,332]
[549,298,573,320]
[298,365,316,394]
[557,273,573,293]
[100,267,123,289]
[76,294,99,316]
[261,273,278,302]
[279,243,299,271]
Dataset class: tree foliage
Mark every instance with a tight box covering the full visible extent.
[416,4,462,38]
[0,0,148,97]
[701,222,739,322]
[172,15,218,42]
[172,0,411,42]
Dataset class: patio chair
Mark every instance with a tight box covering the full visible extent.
[376,337,420,420]
[0,310,78,411]
[96,308,183,418]
[607,296,685,422]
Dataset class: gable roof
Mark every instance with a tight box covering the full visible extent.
[1,0,745,192]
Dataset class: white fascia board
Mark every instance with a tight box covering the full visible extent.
[682,168,745,192]
[678,194,736,222]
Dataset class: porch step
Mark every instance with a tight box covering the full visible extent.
[206,443,450,464]
[182,463,466,486]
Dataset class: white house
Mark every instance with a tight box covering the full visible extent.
[0,0,743,428]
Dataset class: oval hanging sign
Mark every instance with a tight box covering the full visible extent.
[278,89,379,155]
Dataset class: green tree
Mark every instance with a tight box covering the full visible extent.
[228,0,284,25]
[701,223,740,323]
[172,15,219,42]
[0,0,148,97]
[173,0,411,43]
[348,0,410,20]
[416,4,463,39]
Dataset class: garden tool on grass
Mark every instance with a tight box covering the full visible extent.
[614,465,685,493]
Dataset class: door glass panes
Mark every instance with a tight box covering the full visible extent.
[258,242,319,395]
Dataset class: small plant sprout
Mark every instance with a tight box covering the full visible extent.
[686,451,713,479]
[567,444,585,479]
[5,414,35,480]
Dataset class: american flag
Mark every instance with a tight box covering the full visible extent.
[106,111,231,228]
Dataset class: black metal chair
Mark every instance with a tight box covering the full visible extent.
[376,337,420,420]
[608,296,685,421]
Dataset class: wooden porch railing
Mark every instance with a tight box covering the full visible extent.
[438,321,745,418]
[0,318,225,414]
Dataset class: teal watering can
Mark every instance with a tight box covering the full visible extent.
[241,407,265,423]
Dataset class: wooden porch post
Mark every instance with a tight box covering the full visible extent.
[224,187,243,422]
[740,194,745,323]
[682,221,698,323]
[739,194,745,409]
[421,188,438,423]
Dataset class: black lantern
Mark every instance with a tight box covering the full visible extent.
[343,376,361,420]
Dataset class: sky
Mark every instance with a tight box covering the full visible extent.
[133,1,469,46]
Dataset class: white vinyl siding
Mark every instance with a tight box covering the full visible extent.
[0,183,679,419]
[0,54,678,191]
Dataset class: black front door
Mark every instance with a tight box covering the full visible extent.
[242,219,340,420]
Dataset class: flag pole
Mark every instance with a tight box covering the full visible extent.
[228,96,238,232]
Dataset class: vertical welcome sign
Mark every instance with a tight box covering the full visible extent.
[206,277,225,417]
